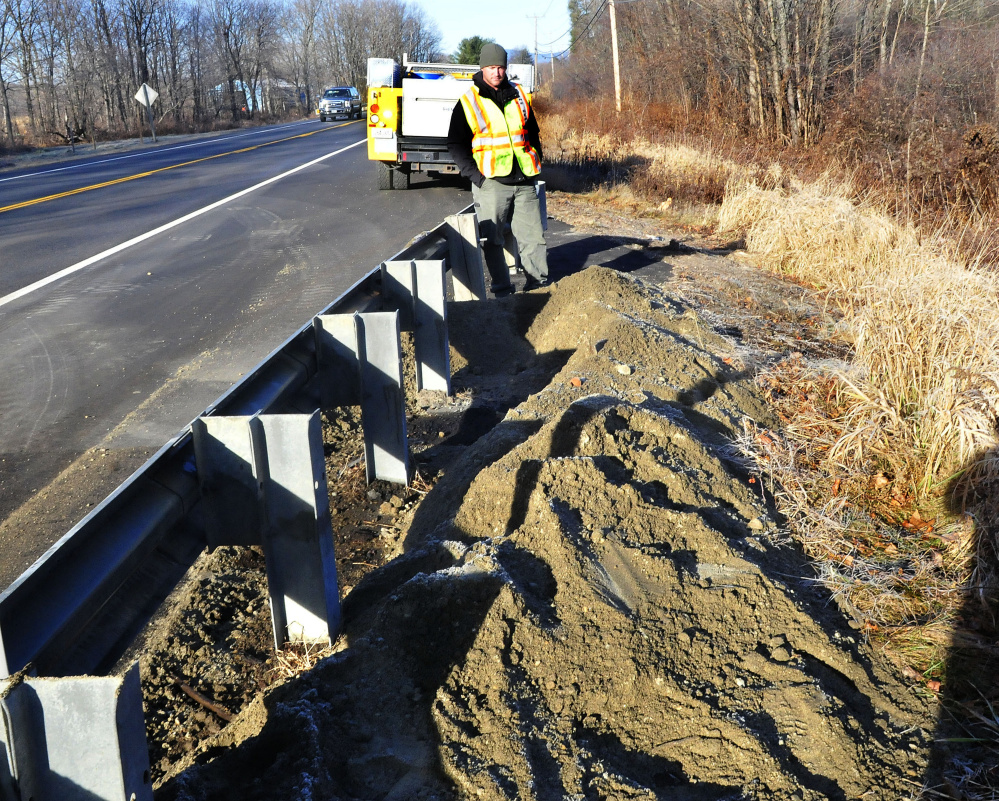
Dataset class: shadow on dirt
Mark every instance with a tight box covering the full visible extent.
[543,155,649,195]
[545,231,688,285]
[921,459,999,794]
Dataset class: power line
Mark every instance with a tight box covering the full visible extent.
[537,27,572,48]
[544,0,610,58]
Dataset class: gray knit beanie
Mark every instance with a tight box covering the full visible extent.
[479,43,508,69]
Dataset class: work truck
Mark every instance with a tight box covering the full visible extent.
[366,55,535,190]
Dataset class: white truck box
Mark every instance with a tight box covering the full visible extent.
[400,77,469,138]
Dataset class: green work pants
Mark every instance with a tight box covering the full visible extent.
[472,178,548,293]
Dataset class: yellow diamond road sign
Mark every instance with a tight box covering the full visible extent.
[135,84,158,107]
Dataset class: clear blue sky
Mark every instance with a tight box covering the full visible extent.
[426,0,572,59]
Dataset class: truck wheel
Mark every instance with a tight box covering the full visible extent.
[378,163,411,190]
[377,162,396,190]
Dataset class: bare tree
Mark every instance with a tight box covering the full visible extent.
[316,0,440,91]
[0,0,17,144]
[281,0,319,113]
[9,0,41,133]
[210,0,252,120]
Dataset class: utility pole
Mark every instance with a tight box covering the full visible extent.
[527,14,540,81]
[535,17,539,69]
[609,0,622,113]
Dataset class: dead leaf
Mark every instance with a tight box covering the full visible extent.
[926,680,941,693]
[872,473,890,488]
[832,478,841,497]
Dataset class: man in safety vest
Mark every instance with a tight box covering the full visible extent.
[447,43,549,296]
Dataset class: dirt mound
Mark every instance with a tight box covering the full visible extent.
[156,266,933,800]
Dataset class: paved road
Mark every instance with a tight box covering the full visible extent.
[0,119,469,578]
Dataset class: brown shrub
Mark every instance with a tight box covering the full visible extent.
[956,123,999,220]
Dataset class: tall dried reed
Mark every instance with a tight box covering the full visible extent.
[720,178,999,492]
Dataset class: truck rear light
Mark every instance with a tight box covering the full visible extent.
[370,103,380,114]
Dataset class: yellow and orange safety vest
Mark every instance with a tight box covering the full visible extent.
[459,83,541,180]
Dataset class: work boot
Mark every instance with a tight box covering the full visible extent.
[522,276,550,291]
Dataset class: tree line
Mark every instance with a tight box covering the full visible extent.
[0,0,441,146]
[565,0,999,148]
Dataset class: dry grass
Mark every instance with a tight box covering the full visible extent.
[540,111,754,217]
[719,177,999,493]
[266,639,339,683]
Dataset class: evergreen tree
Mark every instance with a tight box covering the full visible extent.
[452,35,494,65]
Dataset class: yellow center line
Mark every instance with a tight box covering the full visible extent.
[0,120,358,214]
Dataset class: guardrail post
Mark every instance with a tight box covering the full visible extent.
[192,412,341,648]
[315,312,410,486]
[444,212,487,301]
[190,416,265,550]
[0,662,152,801]
[537,180,547,231]
[381,260,451,395]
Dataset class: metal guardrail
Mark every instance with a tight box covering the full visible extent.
[0,217,458,681]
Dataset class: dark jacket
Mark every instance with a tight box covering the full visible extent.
[446,71,543,188]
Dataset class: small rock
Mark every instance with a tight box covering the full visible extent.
[378,502,395,516]
[366,489,381,501]
[389,494,404,508]
[616,363,633,376]
[748,517,765,531]
[770,646,793,662]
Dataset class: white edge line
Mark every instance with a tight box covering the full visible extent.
[0,138,367,311]
[0,120,317,184]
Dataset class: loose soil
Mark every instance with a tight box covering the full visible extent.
[138,195,942,801]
